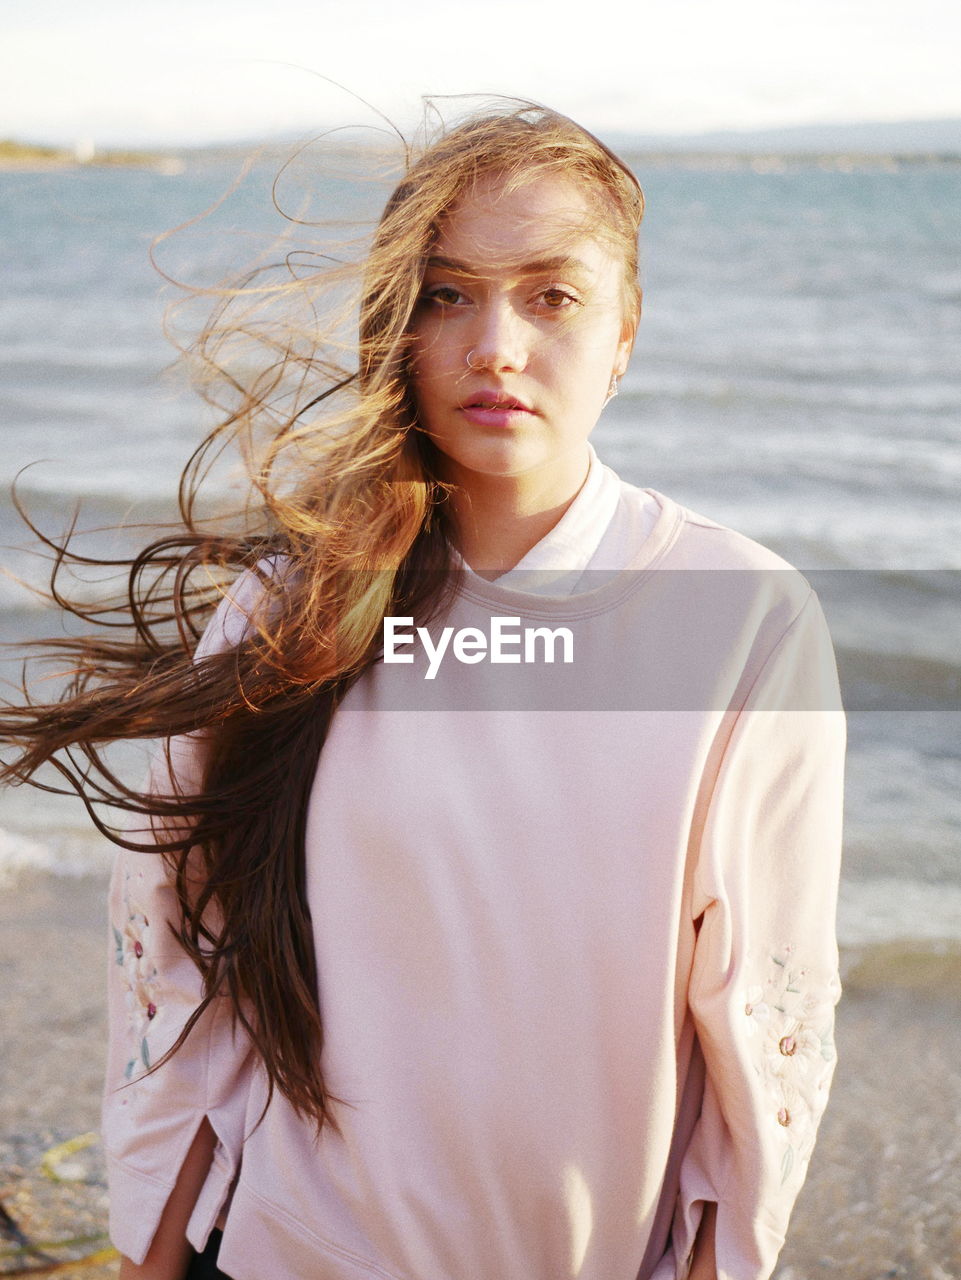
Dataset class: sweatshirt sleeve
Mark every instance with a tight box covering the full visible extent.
[657,589,845,1280]
[102,570,268,1264]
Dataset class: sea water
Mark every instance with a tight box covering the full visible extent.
[1,152,959,953]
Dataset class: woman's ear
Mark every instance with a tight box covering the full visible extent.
[615,292,642,377]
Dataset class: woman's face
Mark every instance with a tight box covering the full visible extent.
[408,172,636,504]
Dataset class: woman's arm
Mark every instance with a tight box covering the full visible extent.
[118,1119,216,1280]
[674,590,845,1278]
[105,573,267,1264]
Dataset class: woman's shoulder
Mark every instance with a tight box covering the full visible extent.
[608,482,818,651]
[194,554,292,660]
[617,481,806,576]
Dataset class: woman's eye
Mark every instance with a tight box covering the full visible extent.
[423,285,466,306]
[537,287,579,310]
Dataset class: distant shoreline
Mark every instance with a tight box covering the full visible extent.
[4,128,961,175]
[0,140,184,174]
[4,115,960,174]
[622,150,961,171]
[3,150,960,176]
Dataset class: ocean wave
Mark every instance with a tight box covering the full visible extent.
[0,826,114,888]
[1,472,187,510]
[813,569,961,672]
[756,521,961,571]
[1,458,235,507]
[0,349,166,376]
[839,937,961,994]
[835,648,961,710]
[839,881,961,993]
[0,576,53,613]
[627,370,961,416]
[837,876,961,950]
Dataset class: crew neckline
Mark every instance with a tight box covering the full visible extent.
[457,487,684,619]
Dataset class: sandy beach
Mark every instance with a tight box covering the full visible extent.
[0,875,114,1278]
[2,871,960,1279]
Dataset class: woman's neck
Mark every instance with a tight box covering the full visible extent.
[450,455,591,580]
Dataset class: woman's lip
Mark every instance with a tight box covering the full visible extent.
[460,389,533,412]
[459,404,534,428]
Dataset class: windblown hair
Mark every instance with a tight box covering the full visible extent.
[0,100,644,1127]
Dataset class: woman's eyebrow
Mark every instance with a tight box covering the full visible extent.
[425,254,594,280]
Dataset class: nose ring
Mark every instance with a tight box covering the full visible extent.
[466,349,480,369]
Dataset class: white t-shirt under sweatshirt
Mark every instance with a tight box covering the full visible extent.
[103,468,845,1280]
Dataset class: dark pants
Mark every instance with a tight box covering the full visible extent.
[185,1229,231,1279]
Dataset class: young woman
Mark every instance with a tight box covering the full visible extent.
[2,104,844,1280]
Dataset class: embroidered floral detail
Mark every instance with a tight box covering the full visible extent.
[113,870,161,1079]
[743,947,840,1185]
[742,985,772,1036]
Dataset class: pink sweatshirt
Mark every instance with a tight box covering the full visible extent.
[103,485,845,1280]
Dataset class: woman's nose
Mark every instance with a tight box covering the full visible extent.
[467,299,529,373]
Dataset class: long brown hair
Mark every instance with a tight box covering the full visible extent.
[0,100,644,1127]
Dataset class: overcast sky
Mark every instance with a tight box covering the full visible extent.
[3,0,961,147]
